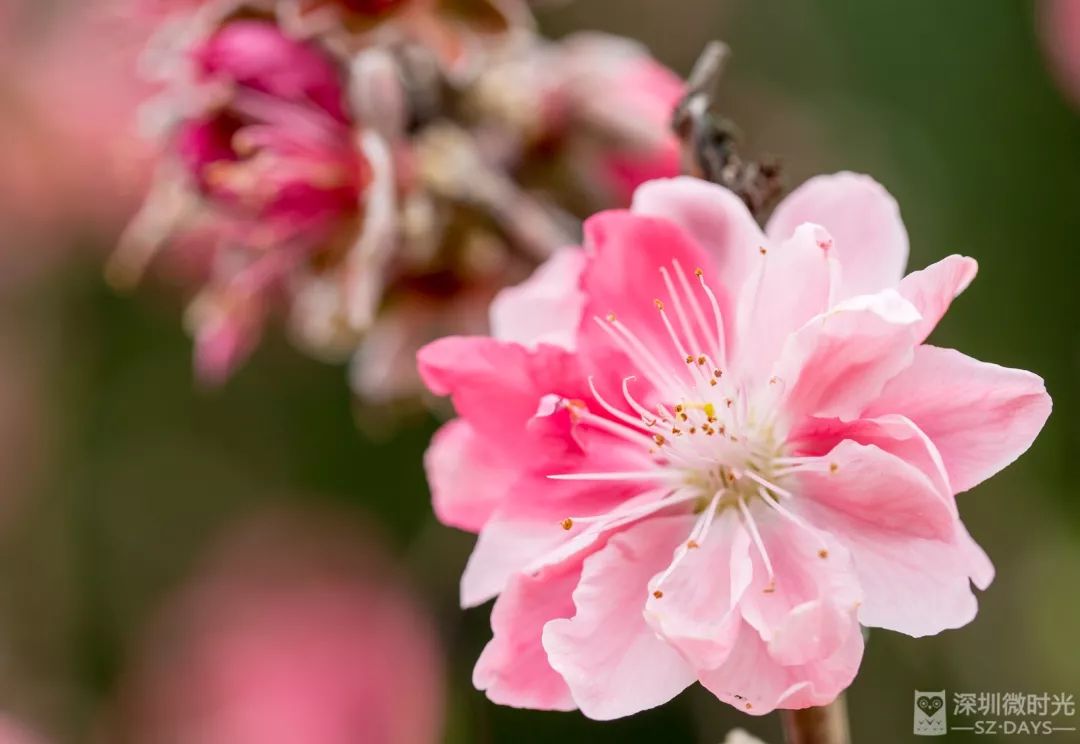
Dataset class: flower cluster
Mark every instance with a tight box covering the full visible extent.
[418,173,1051,718]
[112,0,683,396]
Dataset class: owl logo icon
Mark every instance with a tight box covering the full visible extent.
[914,690,947,736]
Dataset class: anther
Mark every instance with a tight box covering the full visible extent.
[652,434,666,446]
[653,299,665,310]
[829,462,839,474]
[818,549,829,559]
[759,246,767,255]
[561,518,573,530]
[694,267,704,277]
[697,355,706,365]
[687,539,700,549]
[606,312,616,322]
[652,590,664,599]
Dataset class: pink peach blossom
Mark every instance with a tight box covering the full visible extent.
[114,16,388,384]
[418,172,1051,718]
[111,510,444,744]
[1039,0,1080,108]
[0,715,49,744]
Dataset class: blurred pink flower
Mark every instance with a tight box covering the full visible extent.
[1039,0,1080,107]
[0,715,48,744]
[471,33,683,209]
[112,510,444,744]
[418,173,1051,718]
[114,16,392,384]
[0,1,151,250]
[286,0,531,75]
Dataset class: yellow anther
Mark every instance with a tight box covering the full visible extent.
[561,518,573,530]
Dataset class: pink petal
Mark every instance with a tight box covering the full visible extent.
[542,517,696,720]
[473,559,583,712]
[795,442,991,636]
[789,414,954,506]
[765,172,909,299]
[417,336,585,439]
[809,501,994,637]
[697,619,863,716]
[772,290,921,422]
[461,505,570,608]
[735,223,840,377]
[643,509,752,670]
[424,420,509,532]
[864,345,1052,493]
[737,511,862,658]
[489,248,587,350]
[632,177,767,300]
[897,255,978,343]
[795,440,955,541]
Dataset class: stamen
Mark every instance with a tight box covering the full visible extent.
[660,266,705,359]
[651,490,723,593]
[560,488,702,532]
[743,470,794,499]
[737,497,775,591]
[695,268,729,366]
[548,470,674,482]
[586,376,653,433]
[571,407,655,448]
[592,316,679,393]
[756,486,832,558]
[672,259,716,360]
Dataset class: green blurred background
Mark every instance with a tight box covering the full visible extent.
[0,0,1075,742]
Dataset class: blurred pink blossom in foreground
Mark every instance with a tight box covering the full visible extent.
[115,0,682,398]
[111,510,443,743]
[1039,0,1080,108]
[418,173,1051,718]
[0,715,49,744]
[0,1,150,254]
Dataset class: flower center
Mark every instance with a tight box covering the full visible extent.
[550,259,833,595]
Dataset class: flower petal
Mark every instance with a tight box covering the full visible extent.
[788,414,954,507]
[425,420,512,533]
[697,619,863,715]
[542,516,697,720]
[490,248,587,350]
[737,509,862,657]
[897,255,978,343]
[795,440,955,541]
[473,558,584,712]
[864,345,1052,493]
[765,172,908,298]
[632,176,767,299]
[417,336,585,440]
[772,289,921,422]
[735,223,840,377]
[643,509,752,670]
[795,442,990,636]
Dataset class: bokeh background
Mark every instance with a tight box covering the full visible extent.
[0,0,1075,742]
